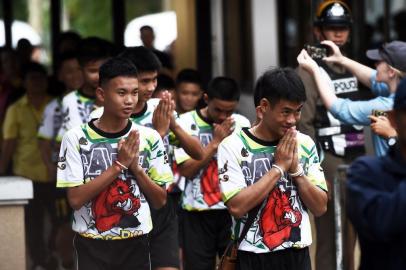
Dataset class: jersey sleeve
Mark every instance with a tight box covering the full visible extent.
[2,105,18,139]
[301,136,328,192]
[56,130,85,188]
[56,101,70,142]
[236,115,251,129]
[218,137,247,203]
[38,101,55,140]
[146,131,174,186]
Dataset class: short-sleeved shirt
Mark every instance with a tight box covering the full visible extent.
[38,98,64,140]
[57,90,96,141]
[56,119,173,240]
[174,109,251,211]
[3,94,51,182]
[218,128,327,253]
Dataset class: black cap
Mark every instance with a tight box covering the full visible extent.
[394,78,406,110]
[366,41,406,73]
[314,1,352,27]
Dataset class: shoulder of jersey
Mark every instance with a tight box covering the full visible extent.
[63,124,84,140]
[232,113,250,126]
[61,90,77,103]
[221,129,241,146]
[90,106,104,119]
[178,110,195,120]
[131,121,160,139]
[147,98,160,108]
[45,98,59,110]
[296,130,313,144]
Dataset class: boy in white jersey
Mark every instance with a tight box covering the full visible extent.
[218,68,328,270]
[37,51,83,269]
[120,46,203,270]
[57,37,112,141]
[57,57,171,269]
[174,77,250,270]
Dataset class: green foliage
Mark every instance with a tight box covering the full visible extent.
[125,0,162,24]
[64,0,113,41]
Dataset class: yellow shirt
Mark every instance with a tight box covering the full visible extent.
[3,94,51,182]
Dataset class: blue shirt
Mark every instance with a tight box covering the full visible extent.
[330,71,392,156]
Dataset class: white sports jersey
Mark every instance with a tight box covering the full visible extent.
[57,120,173,240]
[174,109,251,211]
[218,128,327,253]
[57,90,96,141]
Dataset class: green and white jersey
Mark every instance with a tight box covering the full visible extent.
[131,98,160,128]
[57,90,96,141]
[174,109,251,211]
[56,119,173,240]
[38,98,63,140]
[218,128,327,253]
[37,97,64,162]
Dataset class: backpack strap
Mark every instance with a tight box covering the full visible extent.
[236,203,262,245]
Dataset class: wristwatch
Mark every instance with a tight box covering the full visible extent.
[388,136,397,146]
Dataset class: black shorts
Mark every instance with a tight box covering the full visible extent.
[236,247,311,270]
[73,234,150,270]
[150,195,180,269]
[181,209,232,270]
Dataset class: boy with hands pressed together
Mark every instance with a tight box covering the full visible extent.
[57,57,172,270]
[218,68,327,270]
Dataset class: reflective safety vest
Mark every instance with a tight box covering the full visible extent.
[314,60,365,157]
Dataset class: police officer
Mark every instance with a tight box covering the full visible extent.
[297,1,363,270]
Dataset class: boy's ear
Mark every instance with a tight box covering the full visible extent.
[259,98,269,113]
[96,87,105,104]
[203,93,209,104]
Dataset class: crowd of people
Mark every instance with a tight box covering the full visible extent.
[0,1,405,270]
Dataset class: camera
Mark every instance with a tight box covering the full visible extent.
[372,110,388,118]
[304,44,329,59]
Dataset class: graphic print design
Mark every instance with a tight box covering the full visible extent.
[201,159,221,206]
[240,150,304,250]
[199,130,221,206]
[260,188,302,250]
[92,178,141,232]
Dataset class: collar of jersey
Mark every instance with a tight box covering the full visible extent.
[192,109,213,131]
[239,127,279,154]
[76,89,95,103]
[82,119,132,143]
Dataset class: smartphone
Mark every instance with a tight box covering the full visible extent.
[372,109,388,118]
[304,44,328,59]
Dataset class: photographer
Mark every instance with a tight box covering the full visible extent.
[296,2,362,269]
[346,79,406,270]
[298,40,406,156]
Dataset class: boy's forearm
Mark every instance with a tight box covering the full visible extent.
[171,124,203,160]
[294,176,328,217]
[226,168,280,219]
[177,141,218,179]
[67,165,121,210]
[0,139,16,174]
[38,139,54,169]
[131,165,167,209]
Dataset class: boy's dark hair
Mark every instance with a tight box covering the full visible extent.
[77,37,114,66]
[99,57,138,87]
[206,76,240,101]
[156,74,175,92]
[118,46,162,72]
[55,51,79,71]
[23,62,47,78]
[140,25,154,33]
[255,68,306,105]
[176,68,202,89]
